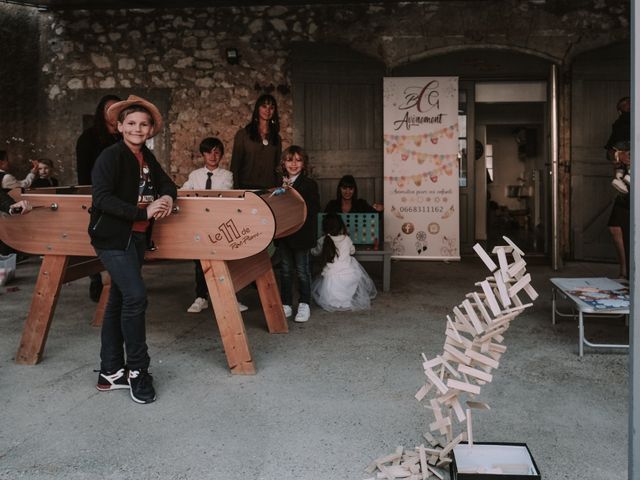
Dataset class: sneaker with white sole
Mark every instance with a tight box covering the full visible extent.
[128,368,156,404]
[187,297,208,313]
[96,367,130,391]
[238,301,249,312]
[294,302,310,323]
[283,304,292,318]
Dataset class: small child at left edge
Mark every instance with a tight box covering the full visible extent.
[31,158,59,188]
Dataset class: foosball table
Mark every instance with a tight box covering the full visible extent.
[0,186,306,374]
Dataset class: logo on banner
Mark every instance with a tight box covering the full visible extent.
[392,80,447,131]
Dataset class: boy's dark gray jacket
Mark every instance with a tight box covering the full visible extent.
[88,140,177,250]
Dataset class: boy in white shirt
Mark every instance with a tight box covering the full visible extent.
[181,138,247,313]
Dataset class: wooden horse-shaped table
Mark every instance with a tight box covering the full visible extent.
[0,187,306,374]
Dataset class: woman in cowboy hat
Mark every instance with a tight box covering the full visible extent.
[89,95,177,405]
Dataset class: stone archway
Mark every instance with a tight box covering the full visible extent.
[391,48,554,256]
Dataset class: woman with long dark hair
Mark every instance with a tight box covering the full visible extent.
[76,94,121,185]
[324,174,383,214]
[76,94,121,301]
[230,94,281,189]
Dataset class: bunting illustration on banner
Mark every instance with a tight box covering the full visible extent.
[383,77,460,260]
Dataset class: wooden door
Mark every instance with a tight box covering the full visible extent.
[570,42,630,261]
[291,44,385,210]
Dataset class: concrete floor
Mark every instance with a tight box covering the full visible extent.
[0,256,629,479]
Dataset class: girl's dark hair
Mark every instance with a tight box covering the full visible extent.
[37,158,54,168]
[320,213,347,267]
[336,174,359,203]
[93,94,121,145]
[245,94,280,146]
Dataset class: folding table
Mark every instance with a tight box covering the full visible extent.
[550,277,629,357]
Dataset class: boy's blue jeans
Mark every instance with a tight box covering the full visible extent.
[95,232,150,372]
[278,244,311,306]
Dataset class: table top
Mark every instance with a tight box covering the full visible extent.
[550,277,630,314]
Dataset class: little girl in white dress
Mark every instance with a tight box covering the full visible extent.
[311,213,377,311]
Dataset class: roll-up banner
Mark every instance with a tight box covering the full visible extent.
[383,77,460,260]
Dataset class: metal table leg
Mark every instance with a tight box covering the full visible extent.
[579,308,629,356]
[579,310,584,357]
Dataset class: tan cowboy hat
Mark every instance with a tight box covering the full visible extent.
[106,95,163,137]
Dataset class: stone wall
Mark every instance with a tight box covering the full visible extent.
[0,4,40,178]
[0,1,627,186]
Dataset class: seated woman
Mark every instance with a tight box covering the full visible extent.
[0,191,31,215]
[324,175,383,214]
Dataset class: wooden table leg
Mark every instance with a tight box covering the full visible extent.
[256,266,288,334]
[16,255,68,365]
[204,259,255,374]
[227,251,288,334]
[92,272,110,327]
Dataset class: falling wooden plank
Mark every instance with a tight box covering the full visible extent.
[425,367,449,395]
[494,273,512,308]
[507,259,526,277]
[465,348,500,369]
[492,245,513,254]
[489,342,507,353]
[461,299,484,334]
[508,273,531,298]
[422,431,439,447]
[437,355,461,379]
[502,235,524,256]
[427,465,444,480]
[496,247,510,280]
[449,395,466,422]
[480,280,502,316]
[458,364,493,382]
[446,317,463,343]
[393,446,404,466]
[423,356,443,370]
[446,378,482,395]
[415,382,433,401]
[376,463,411,479]
[443,343,471,365]
[453,306,476,334]
[418,445,428,480]
[473,243,498,271]
[438,432,466,459]
[466,400,491,410]
[470,292,493,325]
[429,416,452,435]
[523,283,539,301]
[466,409,473,446]
[366,452,403,473]
[445,333,472,350]
[511,291,523,306]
